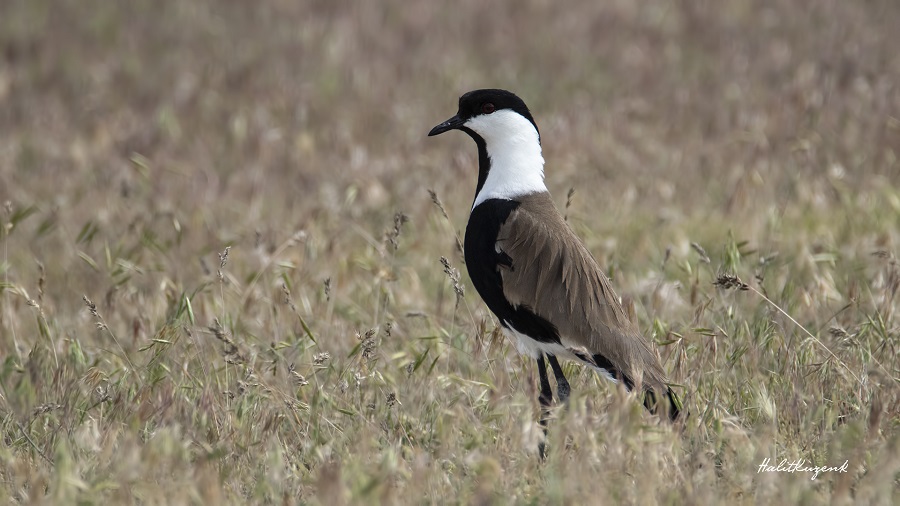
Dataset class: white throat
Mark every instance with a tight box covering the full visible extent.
[466,110,547,209]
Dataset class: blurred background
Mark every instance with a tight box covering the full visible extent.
[3,0,899,318]
[1,0,899,501]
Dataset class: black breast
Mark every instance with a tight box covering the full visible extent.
[464,199,561,345]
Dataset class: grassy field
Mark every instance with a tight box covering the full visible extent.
[1,0,899,503]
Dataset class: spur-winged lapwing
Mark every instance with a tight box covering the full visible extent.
[428,89,681,454]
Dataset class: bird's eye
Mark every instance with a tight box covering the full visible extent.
[481,102,496,114]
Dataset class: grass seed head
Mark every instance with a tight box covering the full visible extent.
[359,329,378,361]
[428,189,450,220]
[564,187,576,221]
[440,256,465,301]
[313,352,331,366]
[713,273,749,291]
[691,242,712,264]
[385,212,409,251]
[217,246,231,281]
[82,295,99,317]
[289,363,309,386]
[386,392,399,408]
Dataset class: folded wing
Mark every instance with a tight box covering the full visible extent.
[496,192,669,394]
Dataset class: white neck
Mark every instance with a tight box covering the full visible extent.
[466,110,547,209]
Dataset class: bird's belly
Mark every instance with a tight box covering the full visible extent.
[501,323,574,360]
[501,323,620,384]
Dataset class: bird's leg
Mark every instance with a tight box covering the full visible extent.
[536,354,553,459]
[547,355,570,404]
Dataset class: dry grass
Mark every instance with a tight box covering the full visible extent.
[1,0,899,503]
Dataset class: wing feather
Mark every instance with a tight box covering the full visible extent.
[497,193,668,392]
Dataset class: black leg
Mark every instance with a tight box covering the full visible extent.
[536,354,553,459]
[547,355,570,404]
[642,387,681,420]
[665,387,682,420]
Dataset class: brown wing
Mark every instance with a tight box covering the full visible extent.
[497,192,669,392]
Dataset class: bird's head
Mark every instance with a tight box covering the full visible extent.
[429,89,546,208]
[428,89,540,145]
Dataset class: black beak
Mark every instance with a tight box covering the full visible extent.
[428,114,465,136]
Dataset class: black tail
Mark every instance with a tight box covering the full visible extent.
[585,353,683,421]
[643,386,682,421]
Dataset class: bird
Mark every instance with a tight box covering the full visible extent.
[428,89,681,456]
